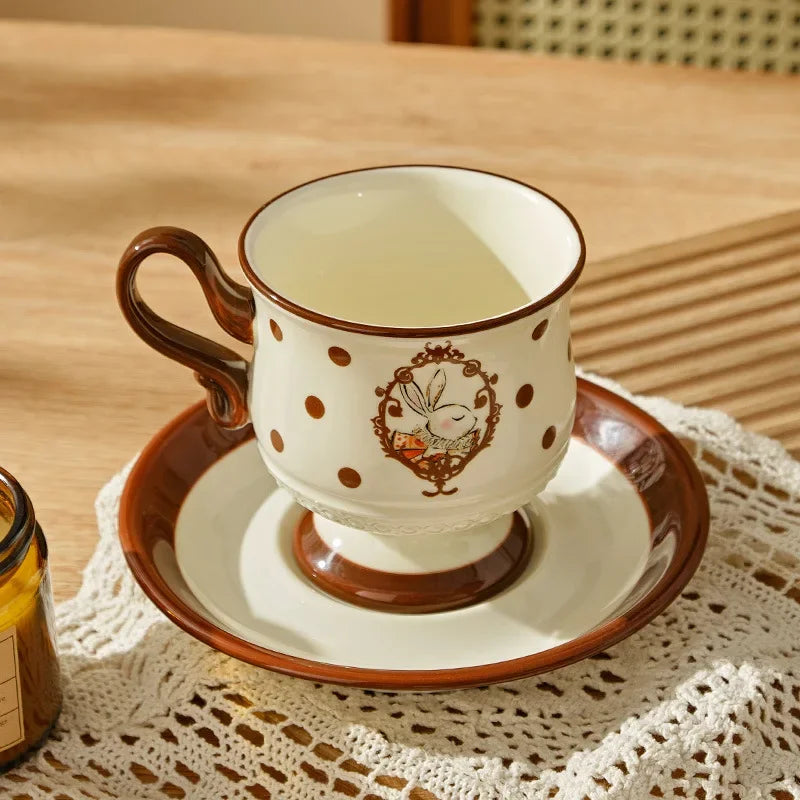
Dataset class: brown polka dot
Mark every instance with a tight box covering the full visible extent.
[328,346,351,366]
[515,384,534,408]
[269,319,283,342]
[305,396,325,418]
[270,429,284,452]
[532,319,549,340]
[542,426,557,449]
[338,468,361,489]
[568,339,573,361]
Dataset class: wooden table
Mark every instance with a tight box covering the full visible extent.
[0,20,798,601]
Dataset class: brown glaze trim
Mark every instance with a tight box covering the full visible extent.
[328,346,351,366]
[304,396,325,419]
[117,226,256,429]
[516,384,534,408]
[337,467,362,488]
[118,378,709,691]
[532,319,549,340]
[293,510,532,614]
[237,166,586,338]
[269,430,284,453]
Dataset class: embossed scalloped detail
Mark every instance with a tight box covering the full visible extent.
[270,458,564,535]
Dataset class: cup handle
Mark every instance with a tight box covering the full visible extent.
[117,226,255,429]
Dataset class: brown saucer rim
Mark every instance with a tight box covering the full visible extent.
[118,378,709,691]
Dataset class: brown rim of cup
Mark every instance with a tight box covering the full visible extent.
[237,165,586,338]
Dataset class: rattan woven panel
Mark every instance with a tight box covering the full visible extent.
[473,0,800,72]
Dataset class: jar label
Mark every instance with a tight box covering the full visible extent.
[0,626,25,751]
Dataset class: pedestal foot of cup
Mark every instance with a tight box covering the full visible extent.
[292,510,533,613]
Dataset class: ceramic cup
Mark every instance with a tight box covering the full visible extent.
[118,166,585,613]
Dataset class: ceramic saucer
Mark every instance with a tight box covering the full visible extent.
[119,378,708,691]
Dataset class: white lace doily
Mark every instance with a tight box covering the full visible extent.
[4,374,800,800]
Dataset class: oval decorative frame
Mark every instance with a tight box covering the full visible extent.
[371,342,502,496]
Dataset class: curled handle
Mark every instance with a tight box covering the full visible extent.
[117,226,255,429]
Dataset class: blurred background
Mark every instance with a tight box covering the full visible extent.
[1,0,797,609]
[0,0,797,72]
[0,0,387,40]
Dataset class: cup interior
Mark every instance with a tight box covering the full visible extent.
[242,166,583,329]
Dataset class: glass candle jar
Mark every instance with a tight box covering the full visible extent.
[0,467,61,772]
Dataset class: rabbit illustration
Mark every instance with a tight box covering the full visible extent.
[399,369,477,456]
